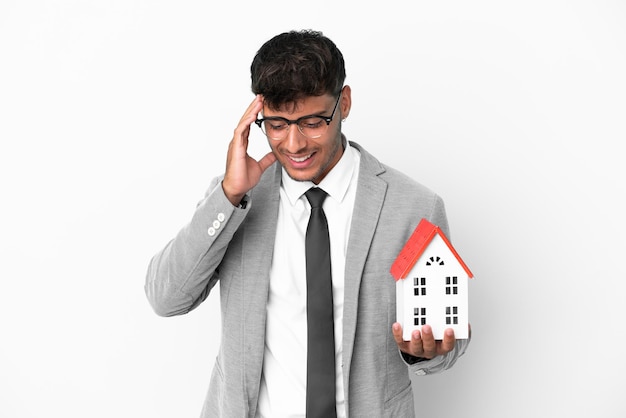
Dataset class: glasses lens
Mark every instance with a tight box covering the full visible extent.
[297,117,327,139]
[261,119,289,140]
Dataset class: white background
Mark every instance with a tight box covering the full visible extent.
[2,1,625,417]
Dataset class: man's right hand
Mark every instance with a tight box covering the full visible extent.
[222,95,277,206]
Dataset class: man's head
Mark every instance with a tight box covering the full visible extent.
[251,30,351,185]
[251,30,346,111]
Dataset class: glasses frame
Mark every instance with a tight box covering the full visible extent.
[254,93,341,140]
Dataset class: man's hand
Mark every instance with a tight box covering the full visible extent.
[392,323,457,359]
[222,95,277,206]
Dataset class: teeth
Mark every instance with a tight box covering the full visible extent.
[290,153,312,162]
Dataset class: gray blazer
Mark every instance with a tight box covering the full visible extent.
[145,142,469,417]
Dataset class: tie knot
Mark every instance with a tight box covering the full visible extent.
[305,187,327,208]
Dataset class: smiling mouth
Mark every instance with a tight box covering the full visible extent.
[289,153,313,163]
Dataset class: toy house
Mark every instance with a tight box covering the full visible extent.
[391,218,474,340]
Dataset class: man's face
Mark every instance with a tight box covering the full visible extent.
[262,89,350,184]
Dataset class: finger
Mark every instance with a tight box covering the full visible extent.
[392,322,405,344]
[233,95,264,145]
[393,323,417,357]
[408,329,424,357]
[239,95,264,126]
[439,328,456,355]
[420,325,436,358]
[257,152,277,173]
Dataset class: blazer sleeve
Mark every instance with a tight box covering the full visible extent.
[144,176,249,317]
[402,336,471,376]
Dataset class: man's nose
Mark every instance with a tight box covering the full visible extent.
[282,123,307,151]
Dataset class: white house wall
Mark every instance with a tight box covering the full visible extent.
[397,234,470,340]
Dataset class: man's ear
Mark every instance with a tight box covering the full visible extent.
[340,85,352,120]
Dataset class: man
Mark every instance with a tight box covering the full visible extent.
[145,29,470,418]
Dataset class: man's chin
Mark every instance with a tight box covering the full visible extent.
[284,169,316,183]
[279,156,329,184]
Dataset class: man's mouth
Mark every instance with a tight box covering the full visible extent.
[289,153,313,163]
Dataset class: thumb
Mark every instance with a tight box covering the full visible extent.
[257,152,277,173]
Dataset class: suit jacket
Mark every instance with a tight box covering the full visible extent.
[145,141,469,417]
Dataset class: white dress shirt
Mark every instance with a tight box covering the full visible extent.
[256,142,361,418]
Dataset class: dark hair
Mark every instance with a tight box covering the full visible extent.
[251,30,346,110]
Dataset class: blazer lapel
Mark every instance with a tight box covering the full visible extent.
[342,142,387,378]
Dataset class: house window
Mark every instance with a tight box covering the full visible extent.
[426,256,444,266]
[446,306,459,325]
[413,277,426,296]
[414,307,426,326]
[445,276,458,295]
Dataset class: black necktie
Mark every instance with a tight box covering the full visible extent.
[304,187,337,418]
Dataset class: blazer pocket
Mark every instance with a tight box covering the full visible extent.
[383,382,415,417]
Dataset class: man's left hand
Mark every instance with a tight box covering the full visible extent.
[392,323,456,359]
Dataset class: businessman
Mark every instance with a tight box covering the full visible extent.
[145,29,470,418]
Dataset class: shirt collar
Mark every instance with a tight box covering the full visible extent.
[281,138,357,206]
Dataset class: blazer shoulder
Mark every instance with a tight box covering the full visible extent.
[352,141,440,199]
[351,140,449,233]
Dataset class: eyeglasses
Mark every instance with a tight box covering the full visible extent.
[254,94,341,140]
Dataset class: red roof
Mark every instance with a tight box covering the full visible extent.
[390,218,474,281]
